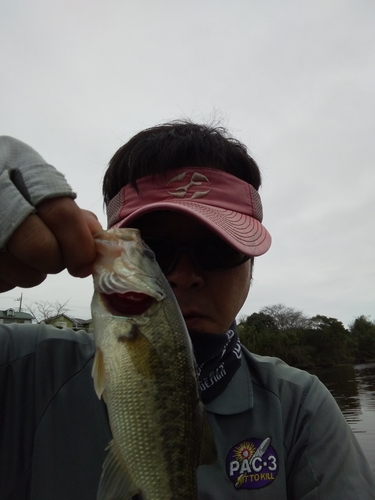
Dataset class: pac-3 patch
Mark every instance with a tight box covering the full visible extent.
[226,437,279,490]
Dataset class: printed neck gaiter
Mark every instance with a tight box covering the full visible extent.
[189,323,242,404]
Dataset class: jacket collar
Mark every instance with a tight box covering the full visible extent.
[205,353,254,414]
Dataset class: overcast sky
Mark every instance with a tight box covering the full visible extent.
[1,0,374,327]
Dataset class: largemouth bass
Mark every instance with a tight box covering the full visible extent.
[91,228,216,500]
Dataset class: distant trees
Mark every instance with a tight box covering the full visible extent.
[305,315,354,366]
[349,315,375,362]
[259,304,311,330]
[238,305,375,368]
[24,300,70,323]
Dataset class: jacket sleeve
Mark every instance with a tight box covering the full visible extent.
[0,136,75,248]
[0,323,98,499]
[0,323,43,497]
[284,370,375,499]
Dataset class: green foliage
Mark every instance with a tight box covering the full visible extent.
[349,316,375,362]
[303,315,354,367]
[244,312,277,331]
[238,305,374,368]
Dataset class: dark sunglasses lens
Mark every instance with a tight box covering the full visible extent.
[194,237,248,270]
[144,236,249,274]
[143,238,177,274]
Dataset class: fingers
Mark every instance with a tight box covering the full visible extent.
[81,209,103,236]
[36,198,103,278]
[7,213,64,274]
[1,197,103,292]
[0,251,47,291]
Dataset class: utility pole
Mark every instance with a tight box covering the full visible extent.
[15,293,23,312]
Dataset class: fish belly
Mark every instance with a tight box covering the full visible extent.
[105,331,200,500]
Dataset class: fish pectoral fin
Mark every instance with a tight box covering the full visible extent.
[199,406,217,465]
[120,327,164,379]
[92,348,107,400]
[97,439,140,500]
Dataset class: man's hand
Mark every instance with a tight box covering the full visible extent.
[0,197,103,292]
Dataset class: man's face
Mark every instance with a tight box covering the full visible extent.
[131,211,252,334]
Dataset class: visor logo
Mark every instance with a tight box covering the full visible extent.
[226,437,279,490]
[167,171,211,199]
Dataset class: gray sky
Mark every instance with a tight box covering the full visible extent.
[1,0,374,327]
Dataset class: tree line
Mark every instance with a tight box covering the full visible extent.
[22,300,375,368]
[238,304,375,368]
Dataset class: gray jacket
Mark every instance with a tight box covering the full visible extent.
[1,323,374,499]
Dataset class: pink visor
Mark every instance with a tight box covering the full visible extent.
[107,167,272,256]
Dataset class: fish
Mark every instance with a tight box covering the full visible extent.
[91,228,216,500]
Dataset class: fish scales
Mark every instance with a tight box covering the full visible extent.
[103,306,200,497]
[91,228,215,500]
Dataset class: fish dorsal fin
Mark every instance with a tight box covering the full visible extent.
[199,405,217,465]
[92,348,107,401]
[97,439,140,500]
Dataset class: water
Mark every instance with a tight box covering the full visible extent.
[310,362,375,472]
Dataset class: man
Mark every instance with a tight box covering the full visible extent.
[1,122,374,499]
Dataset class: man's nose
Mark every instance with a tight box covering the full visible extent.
[166,252,204,290]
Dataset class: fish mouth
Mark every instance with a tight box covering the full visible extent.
[103,292,155,316]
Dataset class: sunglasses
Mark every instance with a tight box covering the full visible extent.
[143,235,250,275]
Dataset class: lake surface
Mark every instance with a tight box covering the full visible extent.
[310,362,375,472]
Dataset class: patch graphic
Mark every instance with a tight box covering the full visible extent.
[226,437,278,490]
[167,171,211,199]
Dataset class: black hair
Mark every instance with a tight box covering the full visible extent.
[103,120,262,206]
